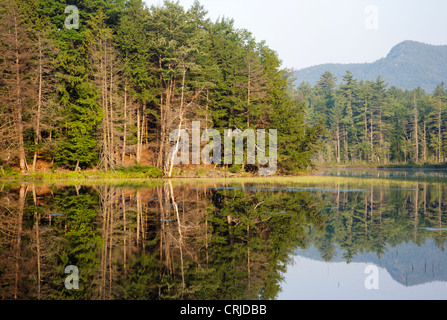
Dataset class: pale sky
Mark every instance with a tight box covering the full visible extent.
[144,0,447,70]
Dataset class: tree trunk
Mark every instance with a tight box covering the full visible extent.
[364,100,368,162]
[414,185,419,240]
[336,124,340,164]
[423,121,427,163]
[379,107,384,162]
[14,14,26,172]
[168,69,186,177]
[122,85,127,165]
[101,37,109,171]
[413,93,419,163]
[32,186,41,299]
[344,125,348,163]
[247,60,251,128]
[109,53,114,168]
[438,101,442,163]
[370,113,374,162]
[33,35,43,172]
[157,56,165,168]
[136,106,141,164]
[122,190,127,273]
[14,184,26,299]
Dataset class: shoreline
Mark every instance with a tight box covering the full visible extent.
[1,164,447,185]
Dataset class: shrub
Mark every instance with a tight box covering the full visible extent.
[115,165,164,178]
[228,165,243,174]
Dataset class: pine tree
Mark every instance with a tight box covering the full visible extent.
[86,9,123,170]
[51,2,102,170]
[430,83,446,163]
[339,71,361,162]
[116,0,153,166]
[239,32,267,128]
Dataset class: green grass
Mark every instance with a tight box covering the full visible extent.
[167,175,443,189]
[0,165,164,186]
[2,164,447,189]
[0,164,253,182]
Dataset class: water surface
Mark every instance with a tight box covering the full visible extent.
[1,170,447,300]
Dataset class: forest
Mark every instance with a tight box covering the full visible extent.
[2,0,447,179]
[0,0,323,176]
[298,71,447,166]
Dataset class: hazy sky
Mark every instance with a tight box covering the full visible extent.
[144,0,447,70]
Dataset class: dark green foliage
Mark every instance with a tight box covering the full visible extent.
[48,187,103,299]
[1,0,323,174]
[114,165,164,177]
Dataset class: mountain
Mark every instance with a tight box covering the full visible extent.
[295,240,447,287]
[294,40,447,92]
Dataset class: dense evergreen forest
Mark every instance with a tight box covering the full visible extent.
[2,0,446,177]
[297,71,447,165]
[0,0,324,176]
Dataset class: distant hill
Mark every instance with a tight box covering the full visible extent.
[294,40,447,92]
[295,240,447,287]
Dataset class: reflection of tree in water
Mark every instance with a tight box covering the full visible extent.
[120,182,327,300]
[174,185,321,300]
[2,181,447,299]
[307,182,447,264]
[0,182,325,300]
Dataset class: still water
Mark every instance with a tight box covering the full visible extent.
[1,169,447,300]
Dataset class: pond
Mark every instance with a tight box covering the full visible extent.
[1,169,447,300]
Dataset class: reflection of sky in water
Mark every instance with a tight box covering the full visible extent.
[279,255,447,300]
[192,174,447,300]
[278,228,447,300]
[4,174,447,300]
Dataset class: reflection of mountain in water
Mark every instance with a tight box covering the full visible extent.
[295,239,447,287]
[2,179,447,300]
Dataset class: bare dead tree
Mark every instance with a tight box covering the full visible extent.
[0,0,35,172]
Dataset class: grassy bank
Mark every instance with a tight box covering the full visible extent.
[0,164,281,185]
[1,170,444,190]
[2,163,447,188]
[0,165,164,184]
